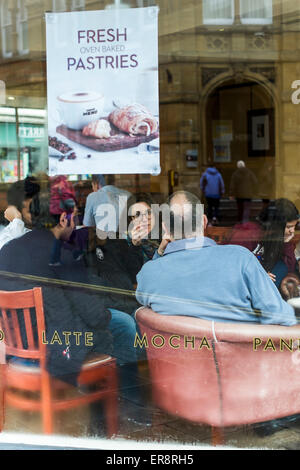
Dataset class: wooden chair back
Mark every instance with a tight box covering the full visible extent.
[0,288,46,365]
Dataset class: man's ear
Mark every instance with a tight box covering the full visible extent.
[203,214,208,231]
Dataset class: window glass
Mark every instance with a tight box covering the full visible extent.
[52,0,67,11]
[16,0,29,55]
[1,1,13,58]
[71,0,85,9]
[240,0,273,24]
[203,0,234,25]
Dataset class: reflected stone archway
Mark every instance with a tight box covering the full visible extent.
[202,76,277,202]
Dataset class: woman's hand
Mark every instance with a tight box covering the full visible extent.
[60,212,75,241]
[131,223,150,246]
[284,232,295,243]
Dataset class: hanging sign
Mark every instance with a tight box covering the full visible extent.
[46,7,160,176]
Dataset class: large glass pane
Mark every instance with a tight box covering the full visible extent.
[1,2,13,58]
[203,0,234,25]
[240,0,273,24]
[71,0,85,9]
[16,0,29,55]
[52,0,67,11]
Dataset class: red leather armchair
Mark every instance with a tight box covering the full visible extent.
[136,307,300,444]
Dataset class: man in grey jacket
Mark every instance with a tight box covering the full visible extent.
[136,190,296,326]
[229,160,258,223]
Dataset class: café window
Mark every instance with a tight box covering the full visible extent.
[0,1,13,58]
[240,0,273,24]
[16,0,29,56]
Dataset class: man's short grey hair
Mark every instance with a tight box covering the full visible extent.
[237,160,245,168]
[168,190,204,239]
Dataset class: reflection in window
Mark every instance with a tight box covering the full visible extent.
[52,0,67,11]
[240,0,272,24]
[1,1,13,58]
[203,0,234,25]
[17,0,29,56]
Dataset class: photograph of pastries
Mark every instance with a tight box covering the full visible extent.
[56,102,159,153]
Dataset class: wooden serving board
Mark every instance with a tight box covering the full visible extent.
[56,124,159,153]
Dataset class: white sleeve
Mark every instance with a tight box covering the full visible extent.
[0,219,30,250]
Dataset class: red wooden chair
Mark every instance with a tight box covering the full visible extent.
[0,287,118,436]
[136,307,300,446]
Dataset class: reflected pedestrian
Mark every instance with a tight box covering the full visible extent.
[229,160,258,223]
[200,165,225,225]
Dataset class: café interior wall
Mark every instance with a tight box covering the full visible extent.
[0,1,299,203]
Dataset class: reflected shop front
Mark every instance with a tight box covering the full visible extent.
[1,0,300,453]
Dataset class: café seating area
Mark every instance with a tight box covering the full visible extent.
[1,288,300,449]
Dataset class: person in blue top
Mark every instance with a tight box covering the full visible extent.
[83,174,132,238]
[200,165,225,225]
[136,190,297,327]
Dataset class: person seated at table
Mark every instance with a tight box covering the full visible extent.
[225,198,299,290]
[49,175,85,264]
[135,191,299,435]
[0,176,40,251]
[136,190,297,326]
[0,190,149,425]
[121,192,161,284]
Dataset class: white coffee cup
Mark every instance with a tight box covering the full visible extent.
[57,91,105,130]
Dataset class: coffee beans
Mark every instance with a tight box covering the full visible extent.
[49,136,77,160]
[48,136,73,154]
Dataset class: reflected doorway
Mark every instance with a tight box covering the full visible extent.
[205,79,276,202]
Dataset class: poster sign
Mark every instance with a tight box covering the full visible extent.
[212,120,233,141]
[46,7,160,176]
[213,140,231,163]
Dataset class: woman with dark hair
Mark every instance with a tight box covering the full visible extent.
[227,198,299,289]
[125,192,160,261]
